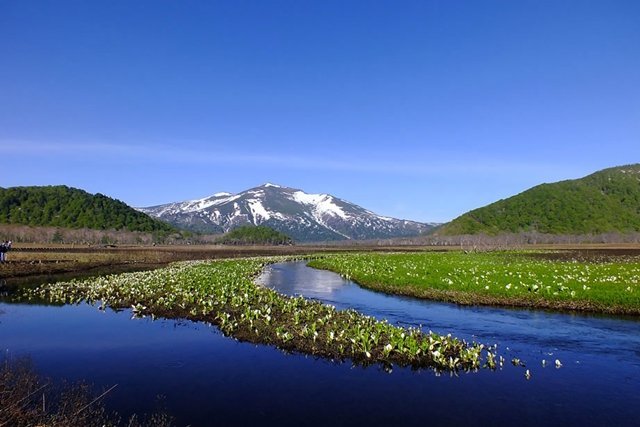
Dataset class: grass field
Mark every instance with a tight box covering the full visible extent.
[308,251,640,315]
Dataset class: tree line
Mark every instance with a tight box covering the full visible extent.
[216,225,293,245]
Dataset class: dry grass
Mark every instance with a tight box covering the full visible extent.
[0,244,308,279]
[0,357,173,427]
[0,243,427,279]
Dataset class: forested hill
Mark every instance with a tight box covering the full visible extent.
[437,164,640,236]
[0,185,176,233]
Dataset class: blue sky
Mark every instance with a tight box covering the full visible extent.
[1,1,638,223]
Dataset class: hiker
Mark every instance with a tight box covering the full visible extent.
[0,241,6,263]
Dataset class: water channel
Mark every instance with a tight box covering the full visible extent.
[1,261,639,426]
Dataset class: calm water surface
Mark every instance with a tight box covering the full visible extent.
[1,261,639,426]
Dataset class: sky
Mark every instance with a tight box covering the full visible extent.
[1,0,638,223]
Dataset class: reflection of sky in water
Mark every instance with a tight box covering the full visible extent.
[0,303,218,354]
[257,263,348,295]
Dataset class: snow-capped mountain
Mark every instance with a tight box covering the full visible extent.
[138,183,436,242]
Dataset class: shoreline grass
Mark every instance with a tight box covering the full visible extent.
[307,252,640,316]
[20,257,490,372]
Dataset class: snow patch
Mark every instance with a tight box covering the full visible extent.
[247,199,271,223]
[176,194,241,213]
[263,183,281,188]
[208,210,222,223]
[291,191,349,219]
[232,202,242,218]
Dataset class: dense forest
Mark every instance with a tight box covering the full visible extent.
[217,225,293,245]
[0,186,176,233]
[438,164,640,235]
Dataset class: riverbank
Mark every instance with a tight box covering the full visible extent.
[308,251,640,316]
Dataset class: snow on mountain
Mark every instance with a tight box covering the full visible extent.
[138,184,436,242]
[292,191,349,220]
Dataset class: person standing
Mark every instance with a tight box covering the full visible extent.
[0,241,6,263]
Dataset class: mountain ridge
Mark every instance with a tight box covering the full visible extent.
[139,183,436,242]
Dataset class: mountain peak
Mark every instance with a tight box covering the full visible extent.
[139,184,434,242]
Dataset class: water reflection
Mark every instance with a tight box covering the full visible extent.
[257,263,348,295]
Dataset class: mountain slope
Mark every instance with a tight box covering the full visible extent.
[139,183,434,242]
[0,185,176,233]
[437,164,640,235]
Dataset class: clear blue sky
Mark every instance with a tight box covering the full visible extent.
[1,1,638,223]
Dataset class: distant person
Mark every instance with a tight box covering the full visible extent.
[0,241,6,263]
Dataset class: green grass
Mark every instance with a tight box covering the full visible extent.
[308,252,640,315]
[22,257,489,372]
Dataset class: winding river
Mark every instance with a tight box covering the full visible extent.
[1,261,639,426]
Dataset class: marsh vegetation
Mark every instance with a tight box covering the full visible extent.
[308,251,640,315]
[21,257,490,371]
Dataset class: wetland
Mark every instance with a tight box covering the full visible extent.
[1,250,640,426]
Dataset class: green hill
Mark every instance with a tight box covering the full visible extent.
[217,225,293,245]
[0,185,176,233]
[438,164,640,235]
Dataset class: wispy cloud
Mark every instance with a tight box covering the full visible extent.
[0,139,574,178]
